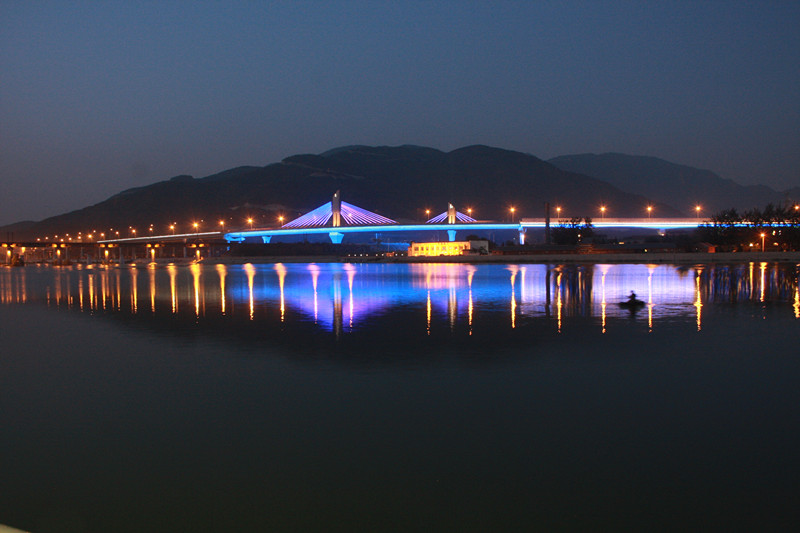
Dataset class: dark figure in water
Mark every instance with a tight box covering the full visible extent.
[628,291,638,302]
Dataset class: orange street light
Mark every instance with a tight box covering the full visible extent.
[219,220,225,229]
[695,205,701,218]
[600,206,606,220]
[467,208,473,216]
[556,206,562,218]
[193,222,199,233]
[247,218,254,229]
[169,224,175,234]
[760,232,766,252]
[509,206,516,222]
[647,205,653,219]
[278,215,285,225]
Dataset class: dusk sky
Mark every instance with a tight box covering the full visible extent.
[1,1,798,226]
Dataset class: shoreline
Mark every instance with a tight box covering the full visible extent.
[10,251,800,268]
[203,251,800,265]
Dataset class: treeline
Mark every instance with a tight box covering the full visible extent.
[698,204,800,250]
[552,217,594,245]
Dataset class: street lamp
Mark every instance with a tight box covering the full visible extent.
[425,209,430,220]
[467,208,473,216]
[695,205,701,219]
[761,232,766,252]
[247,218,254,229]
[169,224,175,235]
[219,220,225,230]
[278,215,285,225]
[193,222,199,233]
[647,206,653,219]
[600,206,606,220]
[509,207,516,222]
[556,206,561,218]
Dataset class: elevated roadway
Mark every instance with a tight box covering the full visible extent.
[223,218,704,244]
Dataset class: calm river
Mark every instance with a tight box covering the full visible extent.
[1,262,799,531]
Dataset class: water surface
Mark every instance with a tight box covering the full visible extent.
[1,262,799,531]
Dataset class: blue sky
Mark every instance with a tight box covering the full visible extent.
[1,1,798,225]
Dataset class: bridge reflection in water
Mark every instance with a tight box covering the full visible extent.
[2,262,799,335]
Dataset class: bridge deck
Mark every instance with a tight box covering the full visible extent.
[223,218,705,242]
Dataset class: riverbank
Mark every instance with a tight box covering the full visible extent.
[205,251,800,265]
[11,250,799,268]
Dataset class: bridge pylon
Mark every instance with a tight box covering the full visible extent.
[332,190,341,228]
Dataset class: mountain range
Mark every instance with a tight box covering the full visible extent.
[548,153,791,215]
[2,145,796,240]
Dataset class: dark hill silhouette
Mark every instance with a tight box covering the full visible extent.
[548,153,785,215]
[784,187,800,204]
[3,145,679,240]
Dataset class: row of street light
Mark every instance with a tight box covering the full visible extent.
[33,204,685,242]
[42,202,792,243]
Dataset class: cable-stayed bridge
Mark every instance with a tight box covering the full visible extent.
[223,191,703,245]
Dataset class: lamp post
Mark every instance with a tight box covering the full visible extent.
[761,232,766,252]
[647,206,653,219]
[600,206,606,220]
[509,207,516,222]
[193,222,199,233]
[556,206,561,219]
[278,215,285,225]
[247,218,253,230]
[169,224,175,235]
[695,205,701,219]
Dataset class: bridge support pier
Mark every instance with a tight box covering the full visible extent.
[447,230,457,242]
[261,236,272,243]
[329,232,344,244]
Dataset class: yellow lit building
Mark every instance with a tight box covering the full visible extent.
[408,240,488,257]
